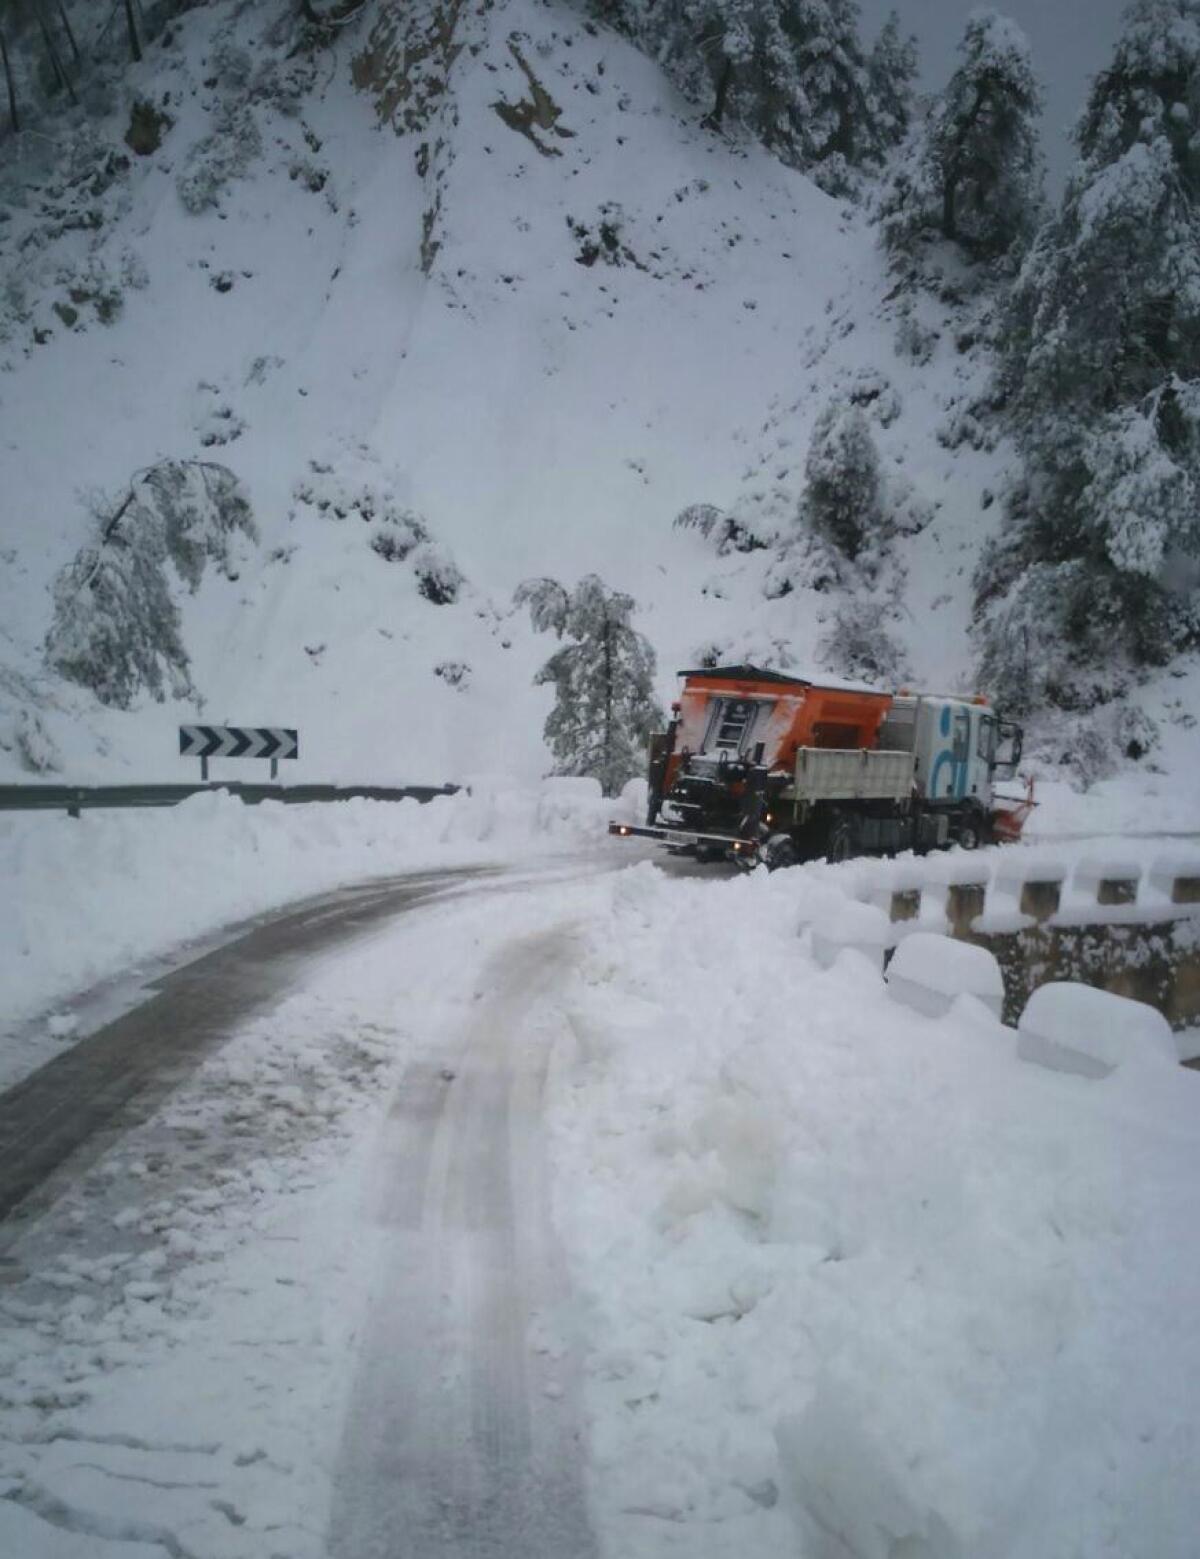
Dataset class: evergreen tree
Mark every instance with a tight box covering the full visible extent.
[45,460,257,708]
[979,0,1200,709]
[866,10,919,157]
[639,0,885,192]
[518,574,662,795]
[801,400,884,560]
[880,10,1043,259]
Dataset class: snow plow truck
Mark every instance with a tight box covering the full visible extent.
[609,665,1028,869]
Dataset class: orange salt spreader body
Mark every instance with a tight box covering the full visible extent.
[664,668,894,796]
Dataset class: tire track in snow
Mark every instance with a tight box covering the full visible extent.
[329,929,595,1559]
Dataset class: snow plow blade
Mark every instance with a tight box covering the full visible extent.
[607,820,759,858]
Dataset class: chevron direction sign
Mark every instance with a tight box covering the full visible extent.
[180,725,298,780]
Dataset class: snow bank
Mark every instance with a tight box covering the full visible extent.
[546,861,1200,1559]
[0,783,611,1062]
[1017,981,1178,1079]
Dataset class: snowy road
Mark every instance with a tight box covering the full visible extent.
[0,868,494,1227]
[0,860,618,1558]
[329,928,594,1559]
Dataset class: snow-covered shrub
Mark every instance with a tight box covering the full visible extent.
[369,509,429,563]
[762,528,843,599]
[818,603,909,685]
[177,103,263,213]
[800,400,885,560]
[973,559,1167,716]
[412,542,463,605]
[846,367,902,427]
[53,255,126,325]
[434,660,471,690]
[192,381,247,447]
[893,306,938,365]
[887,472,935,536]
[518,574,662,795]
[674,502,768,555]
[567,203,638,267]
[292,464,463,598]
[45,461,258,708]
[14,708,61,774]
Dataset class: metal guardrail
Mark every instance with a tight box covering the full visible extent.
[0,783,460,818]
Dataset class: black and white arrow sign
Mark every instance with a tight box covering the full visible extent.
[179,726,299,761]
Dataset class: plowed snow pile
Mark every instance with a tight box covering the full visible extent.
[545,862,1200,1558]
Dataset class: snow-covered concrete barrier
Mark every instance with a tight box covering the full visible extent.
[840,846,1200,1037]
[1017,983,1178,1079]
[811,900,892,974]
[886,932,1004,1020]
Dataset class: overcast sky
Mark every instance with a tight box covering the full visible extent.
[857,0,1130,188]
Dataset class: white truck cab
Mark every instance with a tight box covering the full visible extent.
[881,695,1018,809]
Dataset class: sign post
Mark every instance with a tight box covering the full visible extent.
[179,726,299,782]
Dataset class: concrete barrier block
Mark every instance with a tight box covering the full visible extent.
[1072,857,1142,908]
[946,881,986,936]
[886,932,1005,1019]
[1147,853,1200,906]
[889,888,922,923]
[1017,982,1178,1079]
[812,901,892,975]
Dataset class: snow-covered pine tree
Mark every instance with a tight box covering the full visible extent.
[866,10,919,159]
[519,574,662,795]
[979,0,1200,711]
[633,0,886,193]
[45,500,190,710]
[879,10,1043,260]
[801,400,884,560]
[45,459,258,708]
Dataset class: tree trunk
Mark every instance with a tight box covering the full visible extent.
[942,177,958,244]
[706,56,733,132]
[36,5,77,104]
[124,0,142,63]
[57,1,80,64]
[0,27,18,135]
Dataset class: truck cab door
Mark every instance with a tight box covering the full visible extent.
[972,713,996,803]
[951,708,971,799]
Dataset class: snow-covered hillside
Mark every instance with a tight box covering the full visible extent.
[1,0,1195,800]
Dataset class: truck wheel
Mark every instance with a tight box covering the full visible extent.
[956,810,991,851]
[763,833,798,872]
[826,818,855,864]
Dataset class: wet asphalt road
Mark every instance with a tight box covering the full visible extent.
[0,868,493,1229]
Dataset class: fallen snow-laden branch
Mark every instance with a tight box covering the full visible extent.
[0,778,624,1085]
[544,862,1200,1559]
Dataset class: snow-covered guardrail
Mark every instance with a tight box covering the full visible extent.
[0,781,460,817]
[804,846,1200,1036]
